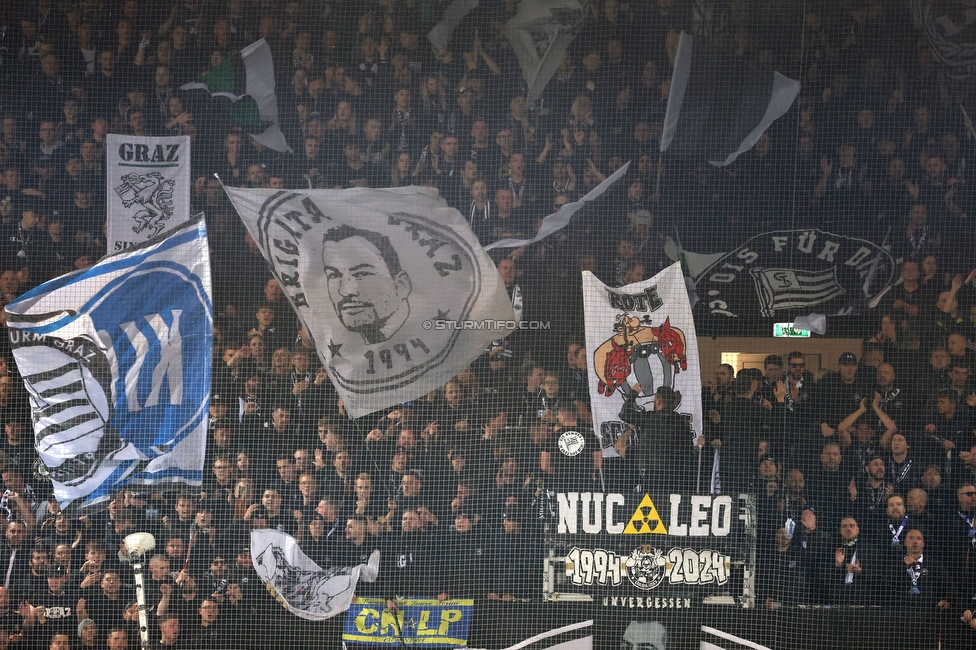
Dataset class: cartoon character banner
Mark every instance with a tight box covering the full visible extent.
[223,185,514,418]
[582,264,702,457]
[107,134,191,253]
[6,217,212,508]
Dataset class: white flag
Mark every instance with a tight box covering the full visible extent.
[582,264,702,457]
[503,0,587,104]
[107,134,191,253]
[485,162,629,251]
[5,217,213,507]
[223,185,515,418]
[427,0,480,50]
[251,529,379,620]
[701,625,773,650]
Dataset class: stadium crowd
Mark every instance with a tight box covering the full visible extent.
[0,0,974,648]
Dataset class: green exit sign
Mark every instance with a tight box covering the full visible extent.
[773,323,811,338]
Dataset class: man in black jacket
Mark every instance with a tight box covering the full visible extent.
[615,385,695,493]
[378,510,443,608]
[709,374,784,495]
[0,520,30,600]
[829,516,879,605]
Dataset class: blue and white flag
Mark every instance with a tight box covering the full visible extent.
[5,217,213,508]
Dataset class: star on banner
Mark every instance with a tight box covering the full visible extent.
[327,340,343,358]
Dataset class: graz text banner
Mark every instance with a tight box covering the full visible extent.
[106,134,191,253]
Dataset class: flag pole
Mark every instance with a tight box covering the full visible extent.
[961,104,976,142]
[654,154,664,208]
[861,225,891,304]
[696,444,703,494]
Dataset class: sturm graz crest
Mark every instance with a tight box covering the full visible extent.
[114,172,176,237]
[625,545,668,591]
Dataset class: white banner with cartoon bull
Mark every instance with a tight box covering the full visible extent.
[223,185,515,418]
[582,264,702,458]
[107,134,191,253]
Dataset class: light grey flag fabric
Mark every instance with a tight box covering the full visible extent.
[223,185,515,418]
[659,31,694,155]
[428,0,480,50]
[181,39,292,153]
[503,0,587,104]
[701,625,773,650]
[660,32,800,167]
[484,161,629,250]
[910,0,976,80]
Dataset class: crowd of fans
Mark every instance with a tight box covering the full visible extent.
[0,0,973,648]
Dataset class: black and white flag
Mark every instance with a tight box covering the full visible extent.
[661,32,800,166]
[485,161,629,251]
[666,229,897,318]
[911,0,976,80]
[469,621,593,650]
[223,186,514,418]
[181,39,292,153]
[251,529,379,620]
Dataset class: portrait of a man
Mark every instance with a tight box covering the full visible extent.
[321,225,412,345]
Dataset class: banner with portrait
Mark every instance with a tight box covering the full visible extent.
[223,185,515,418]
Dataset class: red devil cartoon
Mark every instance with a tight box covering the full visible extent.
[652,317,687,373]
[598,338,632,396]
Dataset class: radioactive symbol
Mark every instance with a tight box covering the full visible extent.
[622,494,668,534]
